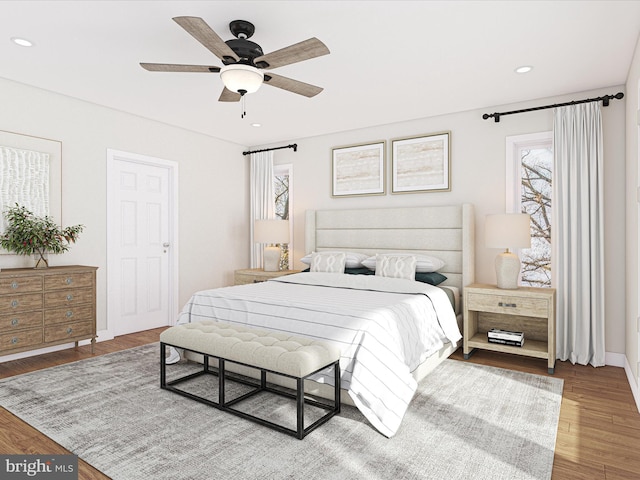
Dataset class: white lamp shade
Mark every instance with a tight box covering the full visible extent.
[485,214,531,249]
[220,64,264,94]
[485,213,531,289]
[254,219,290,245]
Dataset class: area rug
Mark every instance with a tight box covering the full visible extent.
[0,344,563,480]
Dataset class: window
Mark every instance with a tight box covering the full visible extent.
[506,132,553,287]
[274,164,292,269]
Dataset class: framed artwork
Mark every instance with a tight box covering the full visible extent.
[331,141,385,197]
[391,132,450,193]
[0,130,62,249]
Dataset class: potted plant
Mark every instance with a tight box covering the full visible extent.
[0,204,84,268]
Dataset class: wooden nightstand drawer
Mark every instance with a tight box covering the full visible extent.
[466,292,548,318]
[0,311,43,332]
[0,328,43,351]
[0,276,42,295]
[234,269,301,286]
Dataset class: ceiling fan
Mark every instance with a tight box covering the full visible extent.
[140,16,330,104]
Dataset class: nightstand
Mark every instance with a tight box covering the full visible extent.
[463,283,556,374]
[234,268,301,285]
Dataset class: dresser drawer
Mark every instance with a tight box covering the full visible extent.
[44,272,94,291]
[466,292,549,318]
[44,287,93,308]
[0,311,43,333]
[45,320,93,343]
[0,276,43,295]
[0,293,43,315]
[0,328,43,351]
[44,305,93,325]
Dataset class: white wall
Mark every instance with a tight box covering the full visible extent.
[266,86,627,355]
[0,77,249,333]
[625,34,640,383]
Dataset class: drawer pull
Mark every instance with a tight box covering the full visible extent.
[11,281,18,289]
[66,294,73,301]
[65,277,73,285]
[11,300,18,308]
[498,302,517,308]
[67,327,73,334]
[11,337,18,344]
[66,311,73,318]
[11,318,19,326]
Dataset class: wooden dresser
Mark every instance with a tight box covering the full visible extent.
[0,265,97,357]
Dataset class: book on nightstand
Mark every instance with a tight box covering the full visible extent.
[487,329,525,347]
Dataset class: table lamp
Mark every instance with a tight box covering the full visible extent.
[254,219,290,272]
[485,213,531,289]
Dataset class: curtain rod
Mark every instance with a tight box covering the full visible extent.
[242,143,298,156]
[482,92,624,123]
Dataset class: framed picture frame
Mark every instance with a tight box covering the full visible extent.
[0,130,62,252]
[331,141,385,197]
[391,132,450,193]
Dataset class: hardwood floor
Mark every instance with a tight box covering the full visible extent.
[1,329,639,480]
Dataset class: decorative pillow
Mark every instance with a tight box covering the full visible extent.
[301,251,368,269]
[300,266,374,275]
[414,271,447,286]
[344,267,375,275]
[309,252,346,273]
[363,253,445,273]
[374,254,417,280]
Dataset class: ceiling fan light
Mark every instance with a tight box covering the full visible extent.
[220,64,264,94]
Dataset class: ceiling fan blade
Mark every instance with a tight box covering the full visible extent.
[254,38,329,69]
[140,63,221,73]
[173,16,239,63]
[264,73,323,98]
[219,87,242,102]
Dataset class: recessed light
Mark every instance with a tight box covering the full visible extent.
[251,123,261,128]
[515,65,533,74]
[11,37,34,47]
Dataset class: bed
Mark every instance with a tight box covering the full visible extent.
[178,204,475,437]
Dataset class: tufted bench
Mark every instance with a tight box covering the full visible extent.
[160,320,341,439]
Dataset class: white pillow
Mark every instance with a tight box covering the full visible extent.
[362,253,445,273]
[374,254,417,280]
[301,251,368,269]
[309,252,346,273]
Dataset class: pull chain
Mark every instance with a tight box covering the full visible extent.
[239,89,248,119]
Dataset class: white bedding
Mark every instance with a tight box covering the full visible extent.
[176,272,461,437]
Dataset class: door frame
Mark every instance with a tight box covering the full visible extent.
[106,149,179,334]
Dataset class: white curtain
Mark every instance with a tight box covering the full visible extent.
[249,151,275,268]
[553,102,605,367]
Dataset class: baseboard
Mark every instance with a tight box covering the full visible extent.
[605,351,626,368]
[0,329,113,363]
[624,356,640,413]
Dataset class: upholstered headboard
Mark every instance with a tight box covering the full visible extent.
[304,204,475,292]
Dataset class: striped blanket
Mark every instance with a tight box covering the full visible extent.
[176,272,461,437]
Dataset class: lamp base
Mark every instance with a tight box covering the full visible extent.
[263,245,281,272]
[495,251,521,289]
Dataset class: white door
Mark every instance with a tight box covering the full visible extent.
[107,150,178,336]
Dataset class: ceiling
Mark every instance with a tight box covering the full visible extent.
[1,1,639,147]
